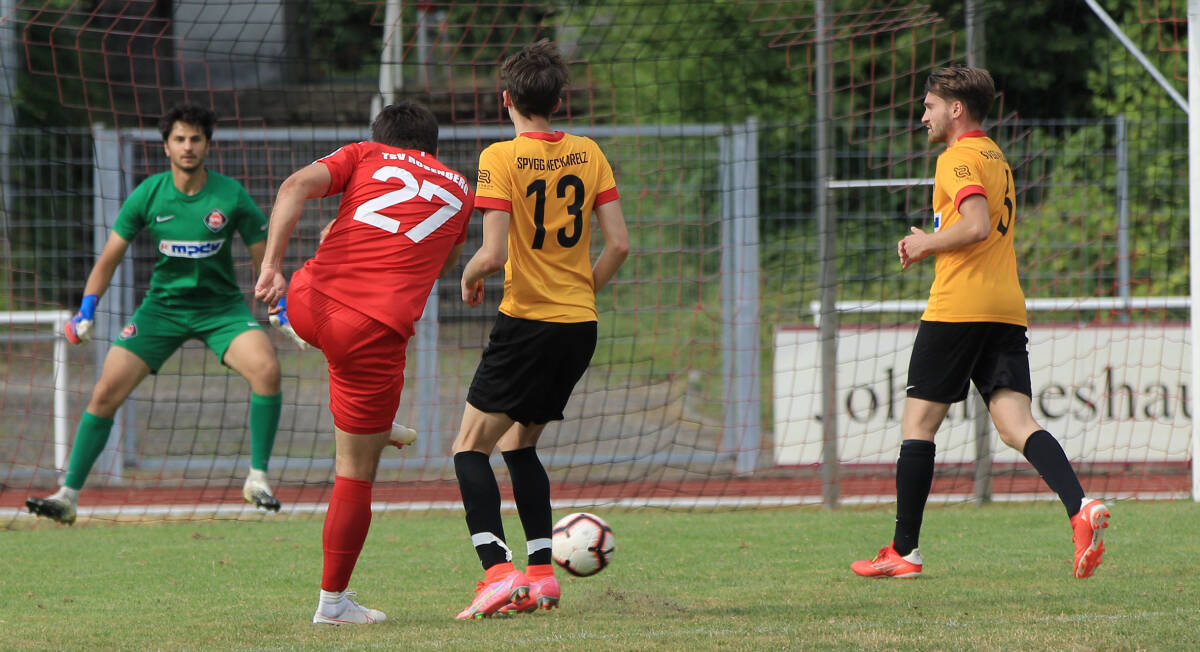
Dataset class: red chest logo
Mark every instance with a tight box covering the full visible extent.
[204,209,228,232]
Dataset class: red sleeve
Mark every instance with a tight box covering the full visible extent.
[954,185,986,210]
[475,196,512,212]
[316,142,362,196]
[595,187,620,207]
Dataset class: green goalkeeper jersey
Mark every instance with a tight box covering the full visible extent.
[113,170,268,309]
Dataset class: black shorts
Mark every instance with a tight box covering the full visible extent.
[906,321,1032,404]
[466,313,597,425]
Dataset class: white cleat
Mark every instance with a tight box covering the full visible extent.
[25,486,79,525]
[313,592,386,625]
[242,469,281,512]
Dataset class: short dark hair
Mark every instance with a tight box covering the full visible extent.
[925,66,995,123]
[501,39,568,119]
[370,101,439,153]
[159,104,216,141]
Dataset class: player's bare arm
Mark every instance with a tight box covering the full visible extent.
[255,162,333,308]
[591,199,630,292]
[460,209,510,306]
[898,194,990,269]
[247,239,267,278]
[62,231,132,345]
[81,231,132,298]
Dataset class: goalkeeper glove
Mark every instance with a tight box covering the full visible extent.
[64,294,98,345]
[269,295,308,350]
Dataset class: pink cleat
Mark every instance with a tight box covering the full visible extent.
[455,568,529,620]
[497,574,561,615]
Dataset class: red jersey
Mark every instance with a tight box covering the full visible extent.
[300,141,474,337]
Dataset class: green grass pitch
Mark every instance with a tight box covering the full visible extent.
[4,502,1200,650]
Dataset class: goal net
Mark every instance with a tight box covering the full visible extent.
[0,0,1193,524]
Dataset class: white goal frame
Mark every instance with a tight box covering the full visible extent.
[1,310,72,470]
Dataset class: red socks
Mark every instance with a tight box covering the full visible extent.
[525,563,555,581]
[484,561,518,584]
[321,475,373,592]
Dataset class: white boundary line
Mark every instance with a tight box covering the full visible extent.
[3,490,1183,521]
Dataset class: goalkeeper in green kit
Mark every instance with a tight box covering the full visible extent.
[26,104,288,524]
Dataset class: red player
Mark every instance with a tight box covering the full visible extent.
[255,101,474,625]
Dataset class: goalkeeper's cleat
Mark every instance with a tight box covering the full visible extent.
[1071,498,1110,579]
[312,591,386,625]
[850,542,923,578]
[242,469,281,512]
[269,295,308,349]
[497,573,560,615]
[25,486,79,525]
[389,424,418,450]
[455,567,530,620]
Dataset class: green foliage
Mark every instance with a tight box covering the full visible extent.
[442,2,555,65]
[928,0,1125,119]
[574,1,808,125]
[4,128,94,308]
[1014,10,1189,304]
[12,2,107,127]
[575,0,946,129]
[293,0,381,79]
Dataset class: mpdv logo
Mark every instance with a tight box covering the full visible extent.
[159,239,224,258]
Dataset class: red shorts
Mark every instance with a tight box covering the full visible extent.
[287,269,409,434]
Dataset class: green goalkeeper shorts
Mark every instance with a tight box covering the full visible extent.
[111,298,264,372]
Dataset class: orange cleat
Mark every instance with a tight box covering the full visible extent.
[455,568,529,620]
[1071,498,1110,579]
[851,543,923,578]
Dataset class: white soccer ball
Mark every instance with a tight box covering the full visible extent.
[551,512,615,577]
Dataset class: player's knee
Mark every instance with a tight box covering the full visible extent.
[88,382,129,416]
[261,358,282,389]
[245,356,281,392]
[451,436,487,455]
[996,425,1034,451]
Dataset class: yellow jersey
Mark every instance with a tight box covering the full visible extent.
[475,131,619,323]
[922,130,1027,326]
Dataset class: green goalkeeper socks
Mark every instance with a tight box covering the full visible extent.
[63,412,115,490]
[249,392,282,472]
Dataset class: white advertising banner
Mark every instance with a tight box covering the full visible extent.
[773,325,1192,465]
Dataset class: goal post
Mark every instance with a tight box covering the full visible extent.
[83,121,759,480]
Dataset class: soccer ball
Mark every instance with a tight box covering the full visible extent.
[551,512,615,577]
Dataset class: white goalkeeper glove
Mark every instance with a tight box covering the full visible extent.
[268,295,308,350]
[64,294,97,345]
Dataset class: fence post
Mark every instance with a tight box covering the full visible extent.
[972,391,991,504]
[1116,114,1131,323]
[91,123,126,483]
[413,284,438,458]
[720,118,762,476]
[1186,0,1200,502]
[815,0,840,507]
